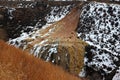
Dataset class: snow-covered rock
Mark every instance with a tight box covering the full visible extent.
[9,5,87,75]
[45,5,72,23]
[77,1,120,79]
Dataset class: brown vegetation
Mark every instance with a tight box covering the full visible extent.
[21,3,87,75]
[0,40,86,80]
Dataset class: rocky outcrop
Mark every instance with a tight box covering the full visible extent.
[0,1,74,39]
[77,2,120,80]
[0,40,88,80]
[9,3,87,75]
[3,1,120,80]
[0,28,8,41]
[0,2,50,39]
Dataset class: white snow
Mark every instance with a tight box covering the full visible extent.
[7,2,120,78]
[79,68,86,77]
[9,20,59,61]
[45,5,71,23]
[48,46,58,54]
[112,67,120,80]
[40,39,48,45]
[77,2,120,75]
[7,8,16,20]
[9,4,72,58]
[9,32,29,48]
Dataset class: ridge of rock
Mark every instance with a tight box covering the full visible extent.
[9,3,87,75]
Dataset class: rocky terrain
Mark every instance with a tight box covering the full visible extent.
[0,1,120,80]
[77,2,120,80]
[9,3,87,75]
[0,1,50,39]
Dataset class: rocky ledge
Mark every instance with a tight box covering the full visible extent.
[2,1,120,80]
[9,4,87,75]
[77,2,120,80]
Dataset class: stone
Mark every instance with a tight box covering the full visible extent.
[0,28,8,41]
[9,4,87,75]
[77,1,120,80]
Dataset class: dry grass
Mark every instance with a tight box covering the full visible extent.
[20,3,88,75]
[58,41,86,75]
[0,40,84,80]
[25,4,86,47]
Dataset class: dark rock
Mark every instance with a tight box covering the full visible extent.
[0,28,8,41]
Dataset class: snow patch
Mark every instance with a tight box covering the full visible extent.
[79,68,86,77]
[45,5,71,23]
[77,2,120,75]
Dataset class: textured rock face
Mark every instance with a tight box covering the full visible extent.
[0,7,7,25]
[6,1,120,80]
[9,5,87,75]
[0,2,74,39]
[0,14,4,21]
[0,2,50,39]
[0,29,8,41]
[77,2,120,80]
